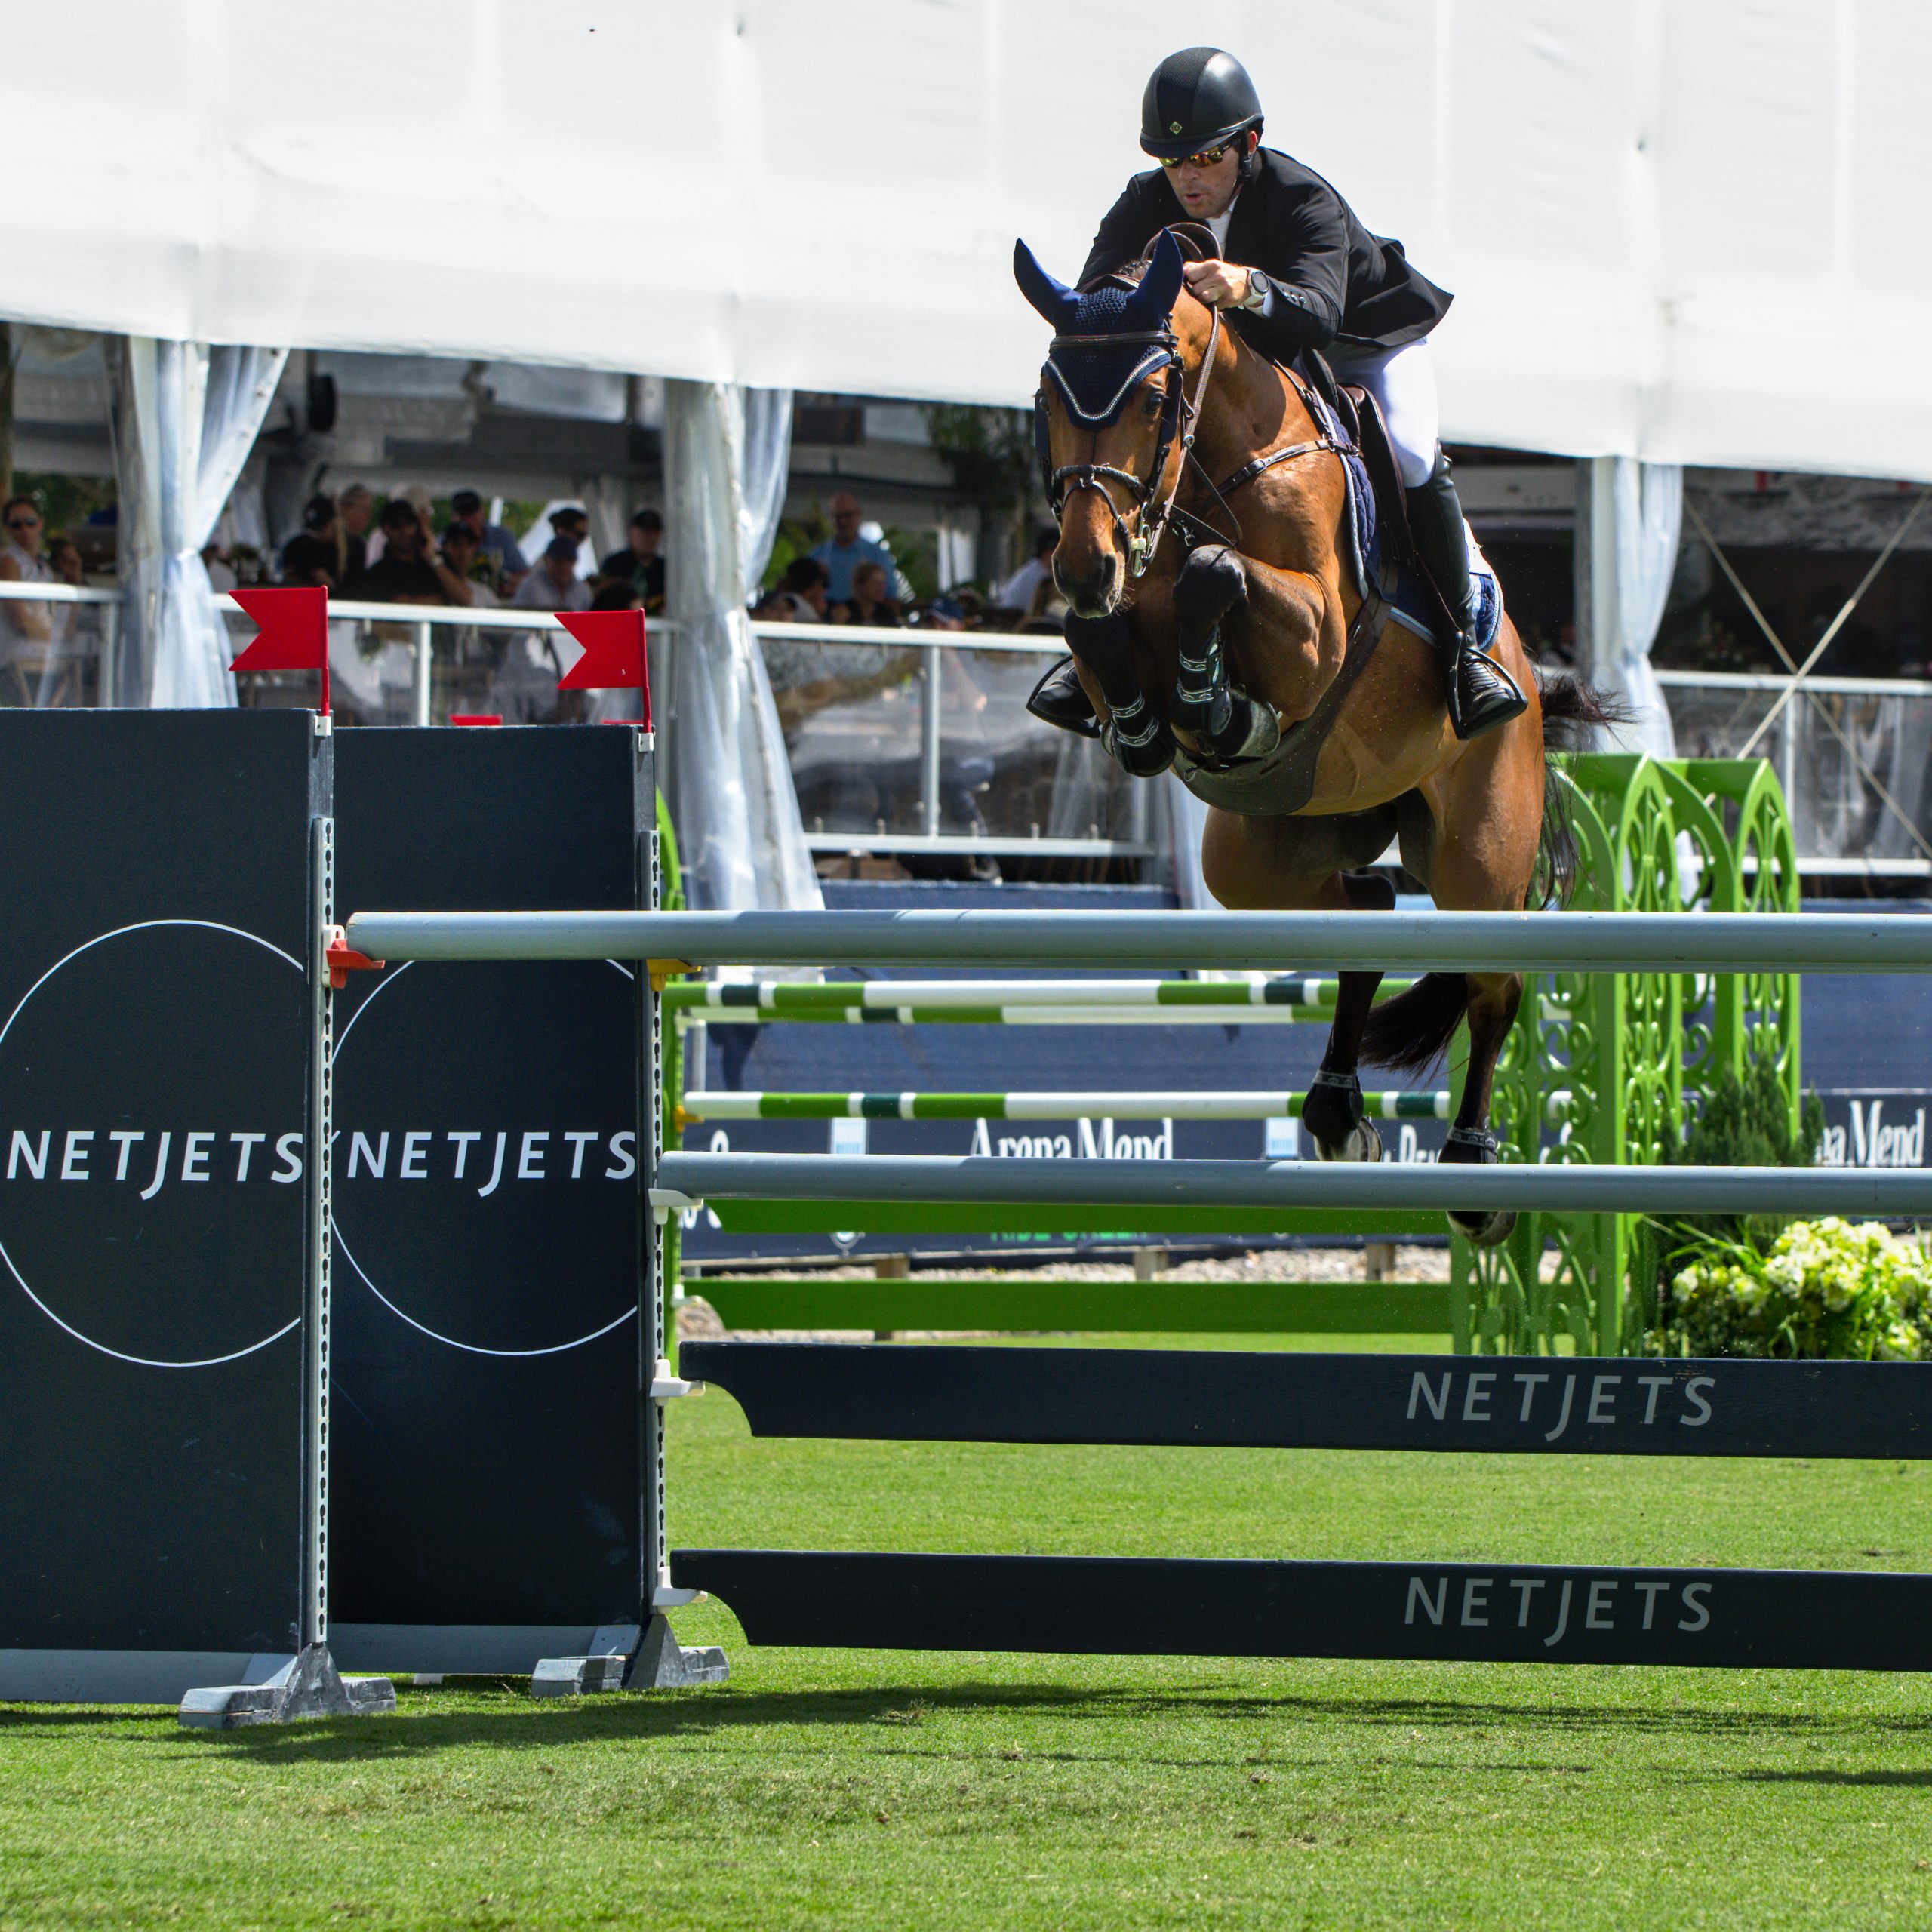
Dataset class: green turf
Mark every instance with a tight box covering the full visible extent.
[7,1333,1932,1929]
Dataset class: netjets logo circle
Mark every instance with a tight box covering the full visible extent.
[330,958,639,1357]
[0,921,308,1368]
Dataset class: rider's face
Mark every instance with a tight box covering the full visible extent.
[1171,143,1241,221]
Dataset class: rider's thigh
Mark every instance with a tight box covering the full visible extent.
[1330,339,1439,489]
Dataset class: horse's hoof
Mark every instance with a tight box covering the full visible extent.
[1448,1208,1518,1248]
[1314,1119,1383,1164]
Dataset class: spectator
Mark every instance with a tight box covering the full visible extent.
[996,528,1058,620]
[349,500,475,605]
[364,483,438,569]
[591,580,642,612]
[281,495,340,588]
[47,537,83,589]
[335,484,373,582]
[810,491,896,603]
[513,534,592,614]
[765,555,830,622]
[599,508,665,612]
[0,495,55,666]
[832,560,900,628]
[548,504,591,554]
[450,489,528,589]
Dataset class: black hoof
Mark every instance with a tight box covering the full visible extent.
[1304,1071,1382,1164]
[1026,657,1099,738]
[1440,1125,1513,1244]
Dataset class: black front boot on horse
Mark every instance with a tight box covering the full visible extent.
[1406,454,1527,742]
[1026,656,1100,738]
[1301,1067,1383,1164]
[1063,611,1176,777]
[1168,546,1281,764]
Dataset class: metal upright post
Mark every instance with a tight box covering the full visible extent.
[531,730,727,1697]
[99,599,119,709]
[921,644,942,837]
[412,621,433,728]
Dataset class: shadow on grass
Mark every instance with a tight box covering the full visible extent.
[43,1678,1931,1766]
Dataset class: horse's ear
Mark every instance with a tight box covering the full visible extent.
[1013,239,1080,330]
[1124,229,1185,329]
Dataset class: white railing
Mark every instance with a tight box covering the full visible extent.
[1655,667,1932,876]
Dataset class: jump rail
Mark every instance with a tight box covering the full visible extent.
[345,908,1932,974]
[657,1150,1932,1218]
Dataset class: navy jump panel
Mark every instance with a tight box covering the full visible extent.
[671,1549,1932,1671]
[0,710,327,1699]
[681,1342,1932,1459]
[328,727,652,1672]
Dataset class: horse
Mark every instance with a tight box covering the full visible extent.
[1014,229,1613,1246]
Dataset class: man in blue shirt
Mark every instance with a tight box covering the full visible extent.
[809,492,896,604]
[450,490,529,592]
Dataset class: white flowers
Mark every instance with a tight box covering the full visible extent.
[1665,1218,1932,1359]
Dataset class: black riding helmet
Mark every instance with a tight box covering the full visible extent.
[1139,48,1263,160]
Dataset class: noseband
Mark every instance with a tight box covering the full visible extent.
[1035,304,1223,580]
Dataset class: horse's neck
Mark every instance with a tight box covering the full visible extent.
[1177,312,1312,490]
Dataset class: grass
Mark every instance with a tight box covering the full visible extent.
[7,1331,1932,1929]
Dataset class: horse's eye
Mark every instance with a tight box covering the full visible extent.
[1143,389,1163,419]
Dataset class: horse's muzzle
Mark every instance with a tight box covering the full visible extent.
[1054,549,1122,619]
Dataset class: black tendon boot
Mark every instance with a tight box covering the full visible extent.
[1026,656,1100,738]
[1406,454,1527,740]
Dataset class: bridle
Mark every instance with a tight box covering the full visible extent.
[1035,293,1224,580]
[1036,296,1340,580]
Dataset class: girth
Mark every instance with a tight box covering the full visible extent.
[1170,571,1392,818]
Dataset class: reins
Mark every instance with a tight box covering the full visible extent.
[1043,298,1341,578]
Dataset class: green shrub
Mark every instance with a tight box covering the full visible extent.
[1658,1217,1932,1360]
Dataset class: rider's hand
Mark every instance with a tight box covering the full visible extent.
[1183,258,1251,307]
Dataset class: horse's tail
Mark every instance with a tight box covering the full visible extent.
[1359,971,1470,1078]
[1361,669,1629,1075]
[1532,670,1631,910]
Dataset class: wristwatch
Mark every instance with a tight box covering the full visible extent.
[1238,270,1273,312]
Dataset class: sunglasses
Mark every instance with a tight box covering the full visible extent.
[5,516,40,531]
[1159,143,1233,170]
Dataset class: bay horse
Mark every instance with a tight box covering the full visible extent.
[1016,230,1611,1245]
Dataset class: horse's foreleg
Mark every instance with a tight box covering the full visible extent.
[1063,610,1174,777]
[1170,546,1278,762]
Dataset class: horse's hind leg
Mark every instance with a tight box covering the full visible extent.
[1439,971,1524,1246]
[1170,546,1281,762]
[1303,872,1396,1163]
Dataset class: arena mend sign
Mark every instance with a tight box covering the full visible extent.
[0,710,328,1703]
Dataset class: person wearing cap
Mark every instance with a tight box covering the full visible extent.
[1056,45,1524,741]
[512,534,593,615]
[599,507,666,613]
[449,489,529,590]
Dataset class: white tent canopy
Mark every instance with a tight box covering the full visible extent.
[5,1,1931,479]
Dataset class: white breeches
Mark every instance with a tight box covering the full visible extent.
[1325,337,1440,489]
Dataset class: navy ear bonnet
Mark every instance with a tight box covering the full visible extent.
[1014,234,1185,427]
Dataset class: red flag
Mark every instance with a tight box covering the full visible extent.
[231,586,331,716]
[556,608,651,727]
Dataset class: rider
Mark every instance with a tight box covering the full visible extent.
[1032,45,1525,743]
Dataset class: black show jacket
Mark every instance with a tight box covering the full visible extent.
[1079,147,1452,359]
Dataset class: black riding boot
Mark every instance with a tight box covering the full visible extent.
[1026,655,1100,737]
[1406,454,1527,740]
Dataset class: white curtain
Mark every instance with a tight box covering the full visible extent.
[110,339,289,708]
[1598,457,1683,758]
[662,381,821,912]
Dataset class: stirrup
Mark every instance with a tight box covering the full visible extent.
[1446,632,1527,741]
